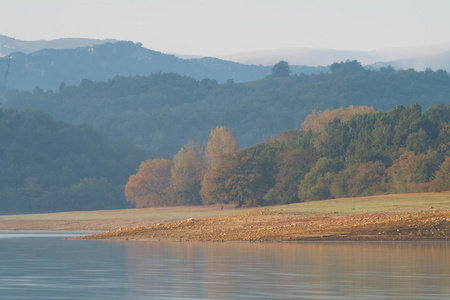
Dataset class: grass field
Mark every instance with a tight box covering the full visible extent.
[266,192,450,215]
[0,204,253,230]
[0,192,449,231]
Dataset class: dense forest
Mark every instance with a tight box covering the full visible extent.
[1,61,449,214]
[125,104,449,208]
[0,108,150,213]
[4,61,450,156]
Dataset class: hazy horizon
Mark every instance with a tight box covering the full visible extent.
[2,0,450,58]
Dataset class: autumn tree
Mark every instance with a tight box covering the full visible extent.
[263,146,318,204]
[204,126,239,166]
[170,140,205,205]
[429,156,450,191]
[386,150,439,193]
[125,158,173,207]
[201,126,239,204]
[200,151,260,206]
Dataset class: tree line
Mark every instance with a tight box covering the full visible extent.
[125,104,449,207]
[0,108,150,213]
[4,60,450,156]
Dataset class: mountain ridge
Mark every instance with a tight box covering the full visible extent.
[2,35,450,92]
[0,40,326,91]
[0,35,118,57]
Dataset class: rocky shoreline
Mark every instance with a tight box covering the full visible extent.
[76,210,450,242]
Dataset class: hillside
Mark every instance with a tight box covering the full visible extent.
[0,108,150,214]
[0,35,117,56]
[0,41,325,91]
[5,61,450,154]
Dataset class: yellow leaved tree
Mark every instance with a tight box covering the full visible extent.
[170,140,205,205]
[200,126,239,204]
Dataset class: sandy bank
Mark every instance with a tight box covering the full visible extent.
[76,209,450,242]
[1,192,449,241]
[0,204,252,231]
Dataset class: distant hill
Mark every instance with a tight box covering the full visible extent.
[0,108,149,213]
[0,40,326,91]
[369,50,450,72]
[3,35,450,92]
[221,44,450,69]
[0,35,117,56]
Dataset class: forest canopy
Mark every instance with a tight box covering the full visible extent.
[4,61,450,156]
[1,61,449,213]
[125,104,449,208]
[0,108,150,213]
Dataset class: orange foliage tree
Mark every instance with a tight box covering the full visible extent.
[125,158,173,207]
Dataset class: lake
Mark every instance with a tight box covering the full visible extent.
[0,232,449,299]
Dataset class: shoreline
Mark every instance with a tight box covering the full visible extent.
[75,210,450,242]
[1,192,448,242]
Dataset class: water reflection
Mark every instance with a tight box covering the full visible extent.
[0,233,128,300]
[0,232,449,300]
[124,242,450,299]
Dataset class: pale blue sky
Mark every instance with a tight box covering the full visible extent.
[1,0,450,56]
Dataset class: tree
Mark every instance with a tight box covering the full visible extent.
[298,157,344,201]
[200,151,260,207]
[429,157,450,191]
[270,61,291,78]
[170,141,205,205]
[224,153,260,207]
[386,150,439,193]
[301,106,376,132]
[330,60,364,74]
[330,161,387,198]
[204,126,239,167]
[125,158,173,207]
[201,126,239,204]
[263,146,318,204]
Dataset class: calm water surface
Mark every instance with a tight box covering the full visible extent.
[0,232,449,299]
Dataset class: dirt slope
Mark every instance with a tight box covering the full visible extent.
[77,209,450,242]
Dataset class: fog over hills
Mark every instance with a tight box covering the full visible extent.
[221,43,450,69]
[0,42,272,90]
[370,50,450,72]
[0,36,326,91]
[1,35,450,92]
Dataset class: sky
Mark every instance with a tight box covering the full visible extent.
[2,0,450,57]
